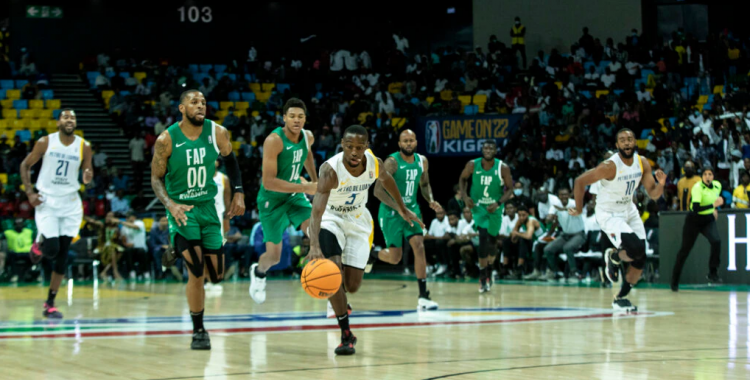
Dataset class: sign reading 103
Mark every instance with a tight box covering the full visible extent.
[177,6,212,23]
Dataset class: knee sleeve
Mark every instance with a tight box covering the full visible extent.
[620,233,646,270]
[204,247,225,284]
[42,236,60,260]
[175,234,204,278]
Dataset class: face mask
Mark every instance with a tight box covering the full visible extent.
[513,189,523,196]
[515,21,520,25]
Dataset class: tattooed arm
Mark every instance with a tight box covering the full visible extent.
[151,131,194,226]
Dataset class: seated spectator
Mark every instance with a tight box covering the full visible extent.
[95,68,111,89]
[424,208,451,276]
[111,168,130,191]
[600,68,616,88]
[223,107,240,129]
[110,190,131,216]
[120,212,149,280]
[733,171,750,209]
[3,218,34,282]
[636,83,652,103]
[497,203,518,275]
[446,184,465,215]
[510,182,533,212]
[580,200,603,279]
[224,224,251,278]
[149,216,179,281]
[503,205,541,279]
[543,188,585,282]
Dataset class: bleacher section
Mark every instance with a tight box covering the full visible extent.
[0,79,65,142]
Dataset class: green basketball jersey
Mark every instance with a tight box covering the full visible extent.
[257,127,309,200]
[165,120,220,205]
[519,216,544,239]
[470,158,504,207]
[382,152,423,212]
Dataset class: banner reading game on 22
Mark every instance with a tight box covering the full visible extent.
[415,115,522,157]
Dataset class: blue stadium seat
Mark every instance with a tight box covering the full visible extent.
[188,64,199,73]
[193,73,208,83]
[13,100,28,109]
[410,97,420,105]
[244,73,254,81]
[41,90,54,100]
[15,80,29,88]
[119,72,130,79]
[702,104,711,110]
[580,90,592,99]
[120,91,131,97]
[599,60,611,70]
[0,80,13,89]
[640,129,652,139]
[669,117,677,126]
[207,101,219,110]
[87,71,99,87]
[583,61,597,73]
[537,82,547,88]
[0,89,5,100]
[267,111,275,117]
[106,71,116,78]
[199,64,212,72]
[641,69,654,79]
[226,73,237,81]
[613,89,624,96]
[315,83,323,91]
[53,109,62,119]
[276,84,290,93]
[228,92,240,101]
[214,64,227,74]
[16,130,31,143]
[241,92,256,101]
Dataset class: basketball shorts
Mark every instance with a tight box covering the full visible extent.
[258,193,312,244]
[35,192,83,239]
[595,203,646,248]
[472,205,502,236]
[320,208,374,270]
[378,205,423,248]
[167,201,222,250]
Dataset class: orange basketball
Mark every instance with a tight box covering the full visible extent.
[301,259,342,299]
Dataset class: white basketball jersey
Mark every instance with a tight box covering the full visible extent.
[596,152,643,212]
[324,149,379,215]
[36,132,85,197]
[214,172,227,215]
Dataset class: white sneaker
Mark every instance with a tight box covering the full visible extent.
[418,296,439,311]
[129,270,137,280]
[249,263,267,304]
[435,264,448,276]
[144,273,151,281]
[327,301,353,318]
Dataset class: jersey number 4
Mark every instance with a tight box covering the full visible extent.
[625,180,636,196]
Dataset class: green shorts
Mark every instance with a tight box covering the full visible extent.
[258,193,312,244]
[167,201,222,250]
[378,204,423,248]
[472,205,502,236]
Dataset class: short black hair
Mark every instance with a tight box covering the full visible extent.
[57,108,75,120]
[179,89,202,104]
[516,204,529,213]
[447,211,460,218]
[557,187,571,194]
[283,98,307,115]
[343,125,369,141]
[483,139,497,147]
[616,128,635,138]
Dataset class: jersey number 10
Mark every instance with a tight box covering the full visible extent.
[625,180,636,196]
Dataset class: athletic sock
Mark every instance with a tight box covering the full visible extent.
[254,266,267,279]
[190,310,205,333]
[418,278,427,298]
[46,289,57,307]
[617,282,633,299]
[479,266,486,283]
[337,313,350,333]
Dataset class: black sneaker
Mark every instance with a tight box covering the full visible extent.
[334,330,357,355]
[670,283,679,292]
[162,245,177,270]
[43,302,63,319]
[706,273,723,285]
[191,331,211,350]
[612,298,637,312]
[604,248,621,284]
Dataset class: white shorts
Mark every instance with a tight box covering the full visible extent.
[595,203,646,248]
[35,192,83,239]
[320,208,374,270]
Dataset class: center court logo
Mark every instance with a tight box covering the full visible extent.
[0,307,670,340]
[425,120,441,154]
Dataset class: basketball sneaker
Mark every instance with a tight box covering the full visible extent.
[612,297,637,312]
[523,269,541,280]
[191,331,211,350]
[604,248,621,284]
[364,246,381,274]
[478,277,491,293]
[29,240,43,264]
[327,302,353,319]
[418,291,439,311]
[161,245,177,271]
[249,263,266,304]
[43,302,63,319]
[706,273,723,285]
[334,330,357,355]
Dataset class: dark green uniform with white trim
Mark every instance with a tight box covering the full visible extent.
[165,120,222,249]
[378,152,424,248]
[256,127,312,244]
[470,158,504,236]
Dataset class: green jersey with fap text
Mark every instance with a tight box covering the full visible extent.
[165,120,220,205]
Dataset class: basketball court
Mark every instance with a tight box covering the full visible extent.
[0,278,747,379]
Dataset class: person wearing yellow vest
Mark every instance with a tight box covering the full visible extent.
[510,16,527,68]
[3,218,34,283]
[732,170,750,208]
[670,166,723,292]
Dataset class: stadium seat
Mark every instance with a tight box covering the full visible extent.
[241,92,256,101]
[38,109,53,119]
[2,109,17,119]
[53,109,62,119]
[256,92,271,103]
[640,129,652,139]
[207,101,219,110]
[118,72,130,79]
[0,119,7,129]
[188,64,199,73]
[697,95,708,105]
[613,89,624,96]
[231,141,242,152]
[13,119,28,129]
[228,92,240,101]
[641,69,655,79]
[13,100,28,110]
[19,109,34,119]
[234,109,247,118]
[226,73,237,81]
[388,82,404,94]
[596,90,609,98]
[28,120,43,130]
[74,130,84,137]
[249,83,261,93]
[235,101,250,111]
[220,101,234,110]
[583,61,597,73]
[713,85,724,94]
[15,80,29,89]
[29,99,44,109]
[214,64,227,74]
[276,84,290,93]
[133,72,147,83]
[580,90,592,99]
[101,90,114,100]
[199,64,212,72]
[0,99,12,109]
[474,94,487,104]
[458,95,472,105]
[6,89,20,99]
[46,120,58,129]
[262,83,275,92]
[439,90,452,101]
[193,73,208,83]
[142,217,154,232]
[554,81,563,90]
[0,89,5,100]
[0,80,13,89]
[426,96,435,105]
[0,173,7,184]
[46,99,62,109]
[16,128,31,142]
[636,139,649,149]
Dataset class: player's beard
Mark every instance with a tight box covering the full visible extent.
[186,113,203,127]
[60,123,75,136]
[618,147,634,159]
[400,146,415,156]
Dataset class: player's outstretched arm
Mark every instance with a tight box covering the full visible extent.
[419,156,442,212]
[307,163,338,261]
[303,130,318,182]
[377,157,424,228]
[215,124,246,218]
[151,132,193,226]
[261,133,316,195]
[373,157,402,211]
[497,163,514,204]
[571,161,616,215]
[82,141,94,184]
[458,160,475,209]
[641,157,666,200]
[20,136,48,207]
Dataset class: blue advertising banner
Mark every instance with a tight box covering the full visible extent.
[415,114,522,157]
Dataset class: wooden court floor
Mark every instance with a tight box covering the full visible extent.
[0,278,748,380]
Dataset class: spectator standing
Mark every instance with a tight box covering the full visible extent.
[510,17,527,68]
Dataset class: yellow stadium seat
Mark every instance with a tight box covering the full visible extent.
[440,90,453,101]
[251,110,260,118]
[357,112,374,124]
[234,110,247,118]
[478,104,486,113]
[388,82,404,94]
[0,120,8,129]
[636,139,649,149]
[220,101,234,110]
[391,117,406,128]
[38,109,53,119]
[6,89,20,100]
[29,120,43,130]
[646,88,653,95]
[215,110,228,120]
[46,99,61,109]
[235,101,250,111]
[231,141,242,151]
[256,92,271,103]
[13,119,28,129]
[249,83,261,92]
[474,94,487,104]
[29,100,44,109]
[596,90,610,98]
[102,90,115,100]
[1,99,13,109]
[2,109,17,119]
[458,95,472,105]
[262,83,275,92]
[697,95,708,104]
[19,109,35,119]
[47,120,58,129]
[142,217,154,231]
[74,130,84,137]
[0,173,7,184]
[133,72,147,83]
[554,81,563,90]
[426,96,435,105]
[713,85,724,94]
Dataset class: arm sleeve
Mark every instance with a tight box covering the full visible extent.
[692,202,712,213]
[224,152,244,195]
